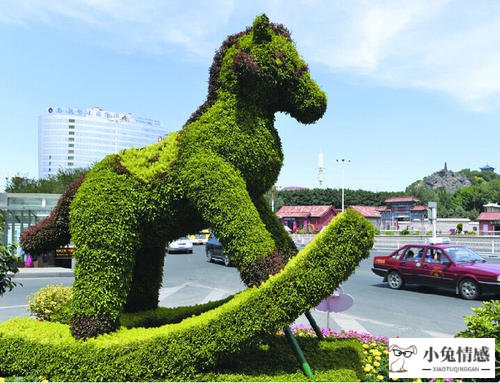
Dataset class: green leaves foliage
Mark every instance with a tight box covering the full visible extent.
[456,300,500,339]
[456,300,500,381]
[0,239,19,296]
[19,174,85,255]
[5,167,89,193]
[20,13,329,341]
[27,284,73,323]
[0,210,374,381]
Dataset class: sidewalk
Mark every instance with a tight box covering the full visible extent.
[13,267,74,278]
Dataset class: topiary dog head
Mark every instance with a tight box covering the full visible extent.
[186,14,327,126]
[231,14,327,123]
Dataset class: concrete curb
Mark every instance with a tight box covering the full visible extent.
[12,267,74,278]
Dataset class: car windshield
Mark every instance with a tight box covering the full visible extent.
[445,246,485,263]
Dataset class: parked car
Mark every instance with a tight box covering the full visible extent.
[372,239,500,300]
[167,237,193,254]
[205,233,230,266]
[188,230,210,245]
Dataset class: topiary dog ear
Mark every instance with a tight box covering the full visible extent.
[233,48,260,83]
[253,14,272,43]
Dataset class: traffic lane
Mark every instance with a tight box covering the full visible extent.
[341,254,489,337]
[0,277,74,323]
[163,245,245,294]
[163,247,487,338]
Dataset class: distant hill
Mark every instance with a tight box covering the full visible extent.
[406,163,498,193]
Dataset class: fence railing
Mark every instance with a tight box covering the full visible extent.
[290,234,500,257]
[378,229,500,237]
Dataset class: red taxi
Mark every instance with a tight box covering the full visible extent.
[372,239,500,300]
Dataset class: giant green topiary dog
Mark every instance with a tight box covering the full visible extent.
[6,16,377,380]
[22,14,327,339]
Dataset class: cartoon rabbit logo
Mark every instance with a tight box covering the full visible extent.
[389,344,417,372]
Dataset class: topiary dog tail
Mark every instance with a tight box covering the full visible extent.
[20,174,85,255]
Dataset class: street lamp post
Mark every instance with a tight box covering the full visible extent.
[271,184,280,212]
[336,159,350,212]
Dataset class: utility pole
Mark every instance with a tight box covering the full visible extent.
[336,159,350,212]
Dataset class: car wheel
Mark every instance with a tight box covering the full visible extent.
[223,256,230,267]
[459,279,480,300]
[206,250,213,263]
[387,270,404,289]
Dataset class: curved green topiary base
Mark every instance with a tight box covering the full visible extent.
[0,211,374,381]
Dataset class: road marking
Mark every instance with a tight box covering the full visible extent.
[0,304,28,310]
[158,283,188,301]
[424,330,453,338]
[159,282,234,304]
[200,289,228,304]
[331,312,370,334]
[187,282,233,294]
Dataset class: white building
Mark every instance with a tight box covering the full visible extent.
[38,106,167,178]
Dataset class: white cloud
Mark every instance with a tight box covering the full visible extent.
[0,0,236,56]
[2,0,500,110]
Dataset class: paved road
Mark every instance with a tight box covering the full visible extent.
[2,247,498,338]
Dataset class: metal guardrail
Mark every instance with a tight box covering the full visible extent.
[291,234,500,257]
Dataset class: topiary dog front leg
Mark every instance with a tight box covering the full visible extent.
[69,165,142,338]
[254,195,298,264]
[178,153,276,286]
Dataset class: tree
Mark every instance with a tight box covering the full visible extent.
[276,188,402,209]
[0,215,20,296]
[5,167,89,194]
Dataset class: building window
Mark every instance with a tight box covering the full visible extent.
[68,144,74,147]
[68,137,74,142]
[69,131,75,135]
[69,119,75,123]
[67,162,74,166]
[69,125,75,129]
[68,150,74,154]
[68,156,74,160]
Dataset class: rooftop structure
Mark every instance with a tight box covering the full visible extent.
[480,164,495,172]
[38,106,167,178]
[275,205,336,232]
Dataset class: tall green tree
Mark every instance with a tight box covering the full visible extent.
[0,214,20,295]
[5,167,89,194]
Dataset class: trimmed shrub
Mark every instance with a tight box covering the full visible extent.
[55,13,325,337]
[456,300,499,339]
[19,174,85,255]
[0,210,374,381]
[27,284,73,324]
[120,297,233,328]
[456,300,500,381]
[0,234,19,296]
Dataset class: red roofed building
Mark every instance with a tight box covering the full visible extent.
[348,205,381,227]
[380,196,427,230]
[275,205,336,232]
[384,197,421,204]
[477,203,500,235]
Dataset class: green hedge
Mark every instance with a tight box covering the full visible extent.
[120,297,234,329]
[200,336,364,381]
[0,210,374,381]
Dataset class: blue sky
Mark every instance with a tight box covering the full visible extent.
[1,0,499,192]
